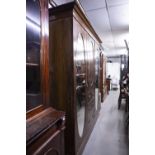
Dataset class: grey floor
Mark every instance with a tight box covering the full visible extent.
[82,90,129,155]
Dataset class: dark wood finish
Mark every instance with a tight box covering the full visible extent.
[106,79,111,94]
[26,0,50,114]
[49,14,75,155]
[26,1,65,155]
[27,107,65,155]
[26,105,44,119]
[40,0,50,107]
[49,2,105,155]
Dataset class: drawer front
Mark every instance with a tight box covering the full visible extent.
[35,130,65,155]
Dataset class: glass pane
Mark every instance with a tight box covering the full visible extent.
[75,34,86,137]
[87,41,94,85]
[86,40,95,103]
[26,0,41,111]
[95,49,100,110]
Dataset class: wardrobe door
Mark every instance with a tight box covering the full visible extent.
[75,33,86,138]
[73,19,88,155]
[94,46,100,111]
[86,36,95,108]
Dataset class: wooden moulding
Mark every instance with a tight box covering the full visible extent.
[49,1,102,44]
[26,105,45,120]
[26,107,65,146]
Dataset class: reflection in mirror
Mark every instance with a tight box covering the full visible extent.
[95,49,99,110]
[87,41,94,86]
[87,41,93,61]
[26,0,41,111]
[86,41,95,106]
[75,34,86,137]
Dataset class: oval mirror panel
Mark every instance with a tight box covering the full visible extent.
[75,33,86,137]
[95,49,100,110]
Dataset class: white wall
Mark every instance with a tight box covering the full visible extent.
[106,62,120,85]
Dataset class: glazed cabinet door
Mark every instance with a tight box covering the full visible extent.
[26,0,49,114]
[26,0,42,111]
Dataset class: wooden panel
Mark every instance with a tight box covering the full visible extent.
[49,14,76,155]
[40,0,50,107]
[26,107,65,155]
[33,130,65,155]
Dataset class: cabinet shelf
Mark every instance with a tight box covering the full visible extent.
[76,84,86,90]
[26,63,39,66]
[26,41,40,47]
[76,73,85,77]
[26,93,40,96]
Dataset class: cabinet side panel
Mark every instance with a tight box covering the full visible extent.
[49,17,76,155]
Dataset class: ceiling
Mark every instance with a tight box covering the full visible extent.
[52,0,129,56]
[79,0,129,56]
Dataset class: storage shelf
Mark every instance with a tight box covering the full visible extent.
[76,73,85,77]
[26,63,39,66]
[26,93,40,96]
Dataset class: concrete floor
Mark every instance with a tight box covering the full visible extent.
[82,90,129,155]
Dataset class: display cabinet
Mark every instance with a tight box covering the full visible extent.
[26,0,50,114]
[49,2,105,155]
[26,0,65,155]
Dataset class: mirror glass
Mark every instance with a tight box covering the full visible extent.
[87,41,94,86]
[75,34,86,137]
[95,49,100,110]
[86,40,95,108]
